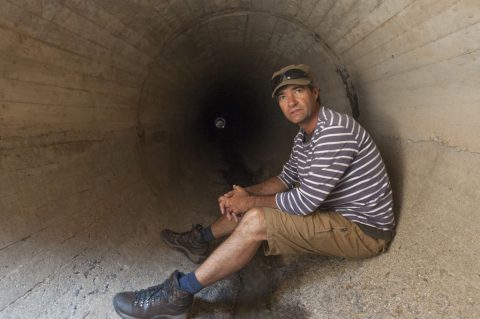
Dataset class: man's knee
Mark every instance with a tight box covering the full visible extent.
[237,208,267,240]
[242,207,265,223]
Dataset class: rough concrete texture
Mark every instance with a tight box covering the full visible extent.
[0,0,479,318]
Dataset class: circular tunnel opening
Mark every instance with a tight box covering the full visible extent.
[199,79,261,147]
[196,76,268,186]
[137,12,353,195]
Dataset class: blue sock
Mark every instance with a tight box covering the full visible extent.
[178,272,203,294]
[200,225,215,242]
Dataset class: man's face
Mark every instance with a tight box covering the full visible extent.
[276,85,320,127]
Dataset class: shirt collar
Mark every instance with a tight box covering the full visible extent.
[299,106,325,143]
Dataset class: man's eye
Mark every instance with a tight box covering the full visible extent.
[295,88,303,94]
[278,95,286,101]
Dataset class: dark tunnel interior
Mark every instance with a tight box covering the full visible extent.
[196,76,270,186]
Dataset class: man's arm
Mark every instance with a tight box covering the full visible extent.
[244,176,288,195]
[276,126,359,215]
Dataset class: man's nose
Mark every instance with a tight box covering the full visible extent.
[286,93,297,107]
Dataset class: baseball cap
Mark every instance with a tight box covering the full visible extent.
[271,64,314,98]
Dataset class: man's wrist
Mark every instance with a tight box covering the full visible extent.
[244,186,255,195]
[247,194,277,210]
[247,195,257,210]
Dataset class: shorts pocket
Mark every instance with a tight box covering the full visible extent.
[312,219,350,234]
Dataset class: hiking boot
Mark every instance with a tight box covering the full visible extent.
[161,224,209,264]
[113,270,193,319]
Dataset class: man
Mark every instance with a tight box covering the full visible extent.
[113,64,395,319]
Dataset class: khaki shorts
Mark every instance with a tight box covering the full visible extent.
[263,208,387,258]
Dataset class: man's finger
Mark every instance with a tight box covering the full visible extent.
[219,201,225,215]
[220,201,227,215]
[224,190,234,197]
[218,195,228,202]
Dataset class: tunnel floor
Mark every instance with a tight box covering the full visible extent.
[2,137,479,318]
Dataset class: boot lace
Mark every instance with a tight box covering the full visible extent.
[179,224,205,246]
[133,281,171,308]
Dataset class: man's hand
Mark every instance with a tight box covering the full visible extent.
[218,185,251,222]
[231,185,249,197]
[218,184,278,221]
[225,185,251,213]
[218,188,235,215]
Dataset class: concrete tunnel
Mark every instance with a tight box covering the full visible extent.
[0,0,479,318]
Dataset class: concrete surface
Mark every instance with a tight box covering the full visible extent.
[0,0,479,318]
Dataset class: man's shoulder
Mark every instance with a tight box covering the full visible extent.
[319,106,358,131]
[319,106,354,122]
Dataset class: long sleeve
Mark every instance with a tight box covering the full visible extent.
[277,142,300,190]
[275,126,359,215]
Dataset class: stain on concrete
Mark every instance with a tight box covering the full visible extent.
[336,65,360,120]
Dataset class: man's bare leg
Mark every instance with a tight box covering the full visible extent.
[210,214,238,239]
[195,208,267,286]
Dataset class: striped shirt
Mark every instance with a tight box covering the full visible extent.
[275,106,395,231]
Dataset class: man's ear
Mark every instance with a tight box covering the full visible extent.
[312,86,320,101]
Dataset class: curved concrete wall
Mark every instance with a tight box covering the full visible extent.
[1,1,479,318]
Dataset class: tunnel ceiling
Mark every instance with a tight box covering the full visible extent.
[2,0,478,151]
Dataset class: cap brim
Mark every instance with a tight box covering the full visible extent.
[272,78,312,98]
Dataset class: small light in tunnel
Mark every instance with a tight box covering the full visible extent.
[215,117,226,129]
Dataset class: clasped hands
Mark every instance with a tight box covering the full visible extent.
[218,185,253,222]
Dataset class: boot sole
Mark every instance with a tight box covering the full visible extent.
[115,308,187,319]
[160,234,207,264]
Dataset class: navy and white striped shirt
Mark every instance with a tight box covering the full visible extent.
[276,106,395,231]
